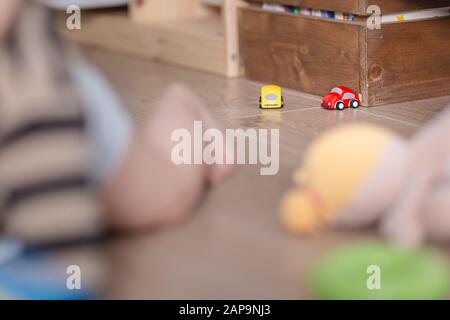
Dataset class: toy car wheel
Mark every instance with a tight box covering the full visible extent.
[335,101,345,111]
[281,96,284,108]
[259,96,262,109]
[349,99,359,109]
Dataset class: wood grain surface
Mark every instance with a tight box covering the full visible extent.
[239,8,361,99]
[56,47,450,299]
[366,18,450,105]
[239,7,450,106]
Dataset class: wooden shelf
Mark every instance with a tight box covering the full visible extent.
[58,0,245,77]
[247,0,450,16]
[129,0,244,77]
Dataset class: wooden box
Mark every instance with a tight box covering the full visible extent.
[239,0,450,106]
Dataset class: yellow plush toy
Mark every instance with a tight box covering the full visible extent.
[281,107,450,247]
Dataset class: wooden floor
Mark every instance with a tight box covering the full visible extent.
[60,48,450,299]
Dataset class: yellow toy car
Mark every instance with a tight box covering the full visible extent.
[259,85,284,109]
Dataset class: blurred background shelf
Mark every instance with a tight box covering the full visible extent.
[59,0,244,77]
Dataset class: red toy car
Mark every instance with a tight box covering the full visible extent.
[322,86,361,110]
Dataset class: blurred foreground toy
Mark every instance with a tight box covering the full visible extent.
[311,242,449,299]
[260,85,284,109]
[322,86,361,110]
[281,107,450,247]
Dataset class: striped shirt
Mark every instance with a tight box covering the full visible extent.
[0,3,105,244]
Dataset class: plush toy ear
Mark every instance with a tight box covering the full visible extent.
[423,180,450,242]
[379,169,430,247]
[380,107,450,247]
[409,107,450,172]
[281,189,326,234]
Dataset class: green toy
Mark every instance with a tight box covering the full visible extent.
[310,242,449,300]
